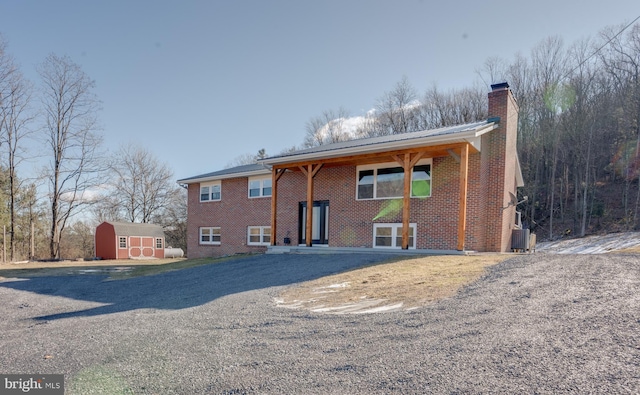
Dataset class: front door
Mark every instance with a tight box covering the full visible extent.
[299,201,329,245]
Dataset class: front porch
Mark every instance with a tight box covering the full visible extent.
[267,245,472,255]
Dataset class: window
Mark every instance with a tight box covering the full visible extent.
[411,164,431,197]
[247,226,271,245]
[200,181,221,202]
[119,237,127,249]
[200,227,221,245]
[373,223,416,249]
[377,167,404,198]
[357,160,431,200]
[248,176,272,198]
[156,238,163,249]
[357,170,374,199]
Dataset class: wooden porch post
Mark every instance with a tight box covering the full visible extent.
[300,164,323,247]
[402,153,411,249]
[270,168,285,246]
[393,152,424,250]
[457,144,469,251]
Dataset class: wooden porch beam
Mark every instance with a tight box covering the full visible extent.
[457,144,469,251]
[409,151,425,168]
[272,142,475,171]
[270,168,286,246]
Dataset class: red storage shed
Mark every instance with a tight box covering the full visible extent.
[95,221,165,260]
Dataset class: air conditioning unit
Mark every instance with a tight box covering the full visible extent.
[511,228,530,251]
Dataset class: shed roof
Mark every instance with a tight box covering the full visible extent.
[102,221,165,238]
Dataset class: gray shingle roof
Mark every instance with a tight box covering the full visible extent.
[105,222,165,238]
[177,163,270,184]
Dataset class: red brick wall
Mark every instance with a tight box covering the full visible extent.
[483,85,519,252]
[186,177,271,258]
[273,157,484,251]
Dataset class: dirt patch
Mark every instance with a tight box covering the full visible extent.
[276,254,509,313]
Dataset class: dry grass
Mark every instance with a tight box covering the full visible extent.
[614,246,640,254]
[279,254,509,311]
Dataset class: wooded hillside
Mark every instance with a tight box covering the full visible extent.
[304,22,640,241]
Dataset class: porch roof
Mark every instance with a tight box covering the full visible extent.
[259,120,498,167]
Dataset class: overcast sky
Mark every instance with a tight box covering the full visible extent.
[1,0,638,181]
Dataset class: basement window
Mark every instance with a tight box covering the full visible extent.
[247,226,271,245]
[373,223,416,249]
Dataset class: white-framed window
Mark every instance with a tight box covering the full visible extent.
[373,223,417,249]
[248,176,272,198]
[200,181,221,202]
[247,226,271,245]
[357,160,432,200]
[119,237,127,249]
[156,238,163,249]
[200,227,221,245]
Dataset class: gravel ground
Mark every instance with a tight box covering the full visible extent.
[0,253,638,394]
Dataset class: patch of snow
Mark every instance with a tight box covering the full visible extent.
[310,299,404,314]
[326,282,350,288]
[353,303,404,314]
[536,232,640,254]
[311,282,351,294]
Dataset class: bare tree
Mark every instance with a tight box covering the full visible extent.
[225,148,268,168]
[304,107,351,147]
[38,53,103,259]
[0,38,35,261]
[159,186,187,252]
[599,23,640,229]
[420,84,487,129]
[373,76,418,135]
[107,144,175,223]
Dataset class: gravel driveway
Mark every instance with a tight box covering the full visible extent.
[0,253,638,394]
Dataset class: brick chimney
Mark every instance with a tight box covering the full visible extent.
[480,82,519,252]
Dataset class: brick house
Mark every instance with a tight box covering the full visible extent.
[178,83,523,258]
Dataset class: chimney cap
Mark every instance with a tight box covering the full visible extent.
[491,81,509,91]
